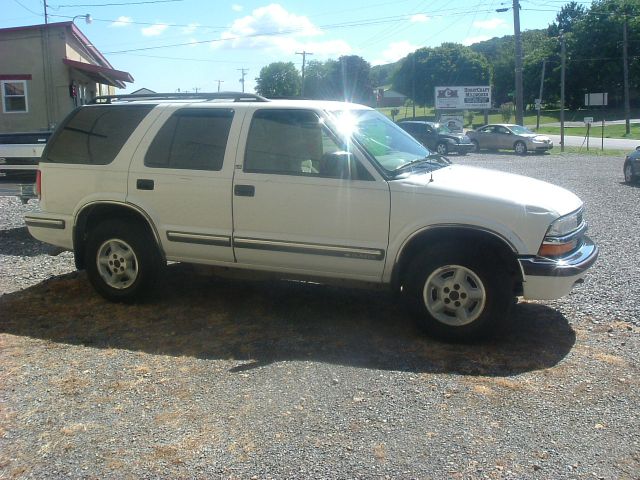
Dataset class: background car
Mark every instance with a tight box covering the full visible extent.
[467,124,553,155]
[623,146,640,184]
[397,120,474,155]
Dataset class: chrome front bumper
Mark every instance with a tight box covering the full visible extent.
[518,236,598,300]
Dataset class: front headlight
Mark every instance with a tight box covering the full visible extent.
[538,208,585,257]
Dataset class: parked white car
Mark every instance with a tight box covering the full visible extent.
[25,92,597,341]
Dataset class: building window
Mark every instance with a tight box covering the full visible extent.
[1,80,28,113]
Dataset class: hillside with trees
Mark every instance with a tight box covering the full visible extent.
[256,0,639,111]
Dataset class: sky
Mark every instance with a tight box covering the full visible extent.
[3,0,592,94]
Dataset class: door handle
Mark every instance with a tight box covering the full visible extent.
[234,184,255,197]
[136,179,154,190]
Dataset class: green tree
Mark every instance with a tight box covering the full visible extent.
[255,62,301,98]
[547,1,587,37]
[326,55,374,104]
[392,43,491,106]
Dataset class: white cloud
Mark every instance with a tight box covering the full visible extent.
[372,41,418,66]
[463,35,491,46]
[212,4,349,57]
[110,16,132,28]
[232,4,243,12]
[473,18,507,30]
[410,14,430,23]
[141,23,168,37]
[182,22,200,34]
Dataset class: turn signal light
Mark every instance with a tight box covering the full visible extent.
[538,240,576,257]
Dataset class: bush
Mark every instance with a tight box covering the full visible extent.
[465,110,474,127]
[500,103,514,123]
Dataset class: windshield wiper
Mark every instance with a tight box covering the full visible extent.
[392,155,450,174]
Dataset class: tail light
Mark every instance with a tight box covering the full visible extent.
[36,169,42,200]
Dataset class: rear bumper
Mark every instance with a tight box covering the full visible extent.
[518,236,598,299]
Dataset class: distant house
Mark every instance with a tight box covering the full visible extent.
[0,22,134,133]
[375,88,406,108]
[129,88,156,95]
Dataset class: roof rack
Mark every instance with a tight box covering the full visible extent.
[90,92,269,104]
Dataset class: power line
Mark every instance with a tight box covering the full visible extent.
[101,8,503,54]
[53,0,183,7]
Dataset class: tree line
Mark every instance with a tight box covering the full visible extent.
[255,0,640,111]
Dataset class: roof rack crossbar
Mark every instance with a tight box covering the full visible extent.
[90,92,269,104]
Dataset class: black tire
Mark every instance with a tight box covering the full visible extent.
[405,244,513,341]
[85,219,164,303]
[514,141,527,155]
[471,140,480,153]
[436,142,449,155]
[624,161,637,183]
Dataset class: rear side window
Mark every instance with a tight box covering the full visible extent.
[44,105,154,164]
[145,108,233,171]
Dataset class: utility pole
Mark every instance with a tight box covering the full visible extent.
[237,68,248,93]
[536,59,546,130]
[512,0,524,126]
[623,15,631,135]
[296,50,313,97]
[214,80,224,92]
[412,53,416,119]
[560,31,566,152]
[42,0,53,128]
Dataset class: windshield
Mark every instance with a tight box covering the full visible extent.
[510,125,535,135]
[327,109,445,176]
[435,124,452,134]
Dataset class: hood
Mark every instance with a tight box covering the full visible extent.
[394,164,582,217]
[520,133,551,141]
[441,132,469,142]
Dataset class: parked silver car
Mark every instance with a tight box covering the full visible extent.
[467,124,553,155]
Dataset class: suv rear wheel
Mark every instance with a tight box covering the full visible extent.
[85,219,163,302]
[406,244,513,341]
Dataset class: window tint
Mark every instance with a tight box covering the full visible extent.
[244,109,372,180]
[44,105,154,164]
[145,108,233,171]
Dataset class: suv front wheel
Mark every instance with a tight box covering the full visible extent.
[85,219,163,302]
[406,244,513,341]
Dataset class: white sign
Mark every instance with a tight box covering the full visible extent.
[585,93,608,106]
[584,117,594,125]
[435,86,491,110]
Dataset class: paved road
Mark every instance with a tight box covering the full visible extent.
[548,134,640,151]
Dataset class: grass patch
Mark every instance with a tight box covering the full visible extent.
[537,123,640,140]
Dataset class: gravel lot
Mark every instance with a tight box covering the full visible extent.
[0,153,638,479]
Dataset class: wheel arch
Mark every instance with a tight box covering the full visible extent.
[391,225,523,295]
[73,201,163,270]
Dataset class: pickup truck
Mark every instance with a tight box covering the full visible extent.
[0,131,50,177]
[24,92,598,341]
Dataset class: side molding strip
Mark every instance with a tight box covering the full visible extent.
[25,217,65,229]
[234,237,385,261]
[166,231,232,247]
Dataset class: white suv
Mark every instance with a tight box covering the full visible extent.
[25,92,598,340]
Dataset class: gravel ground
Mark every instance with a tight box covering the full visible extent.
[0,154,638,479]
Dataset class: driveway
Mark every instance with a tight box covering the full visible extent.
[547,134,640,150]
